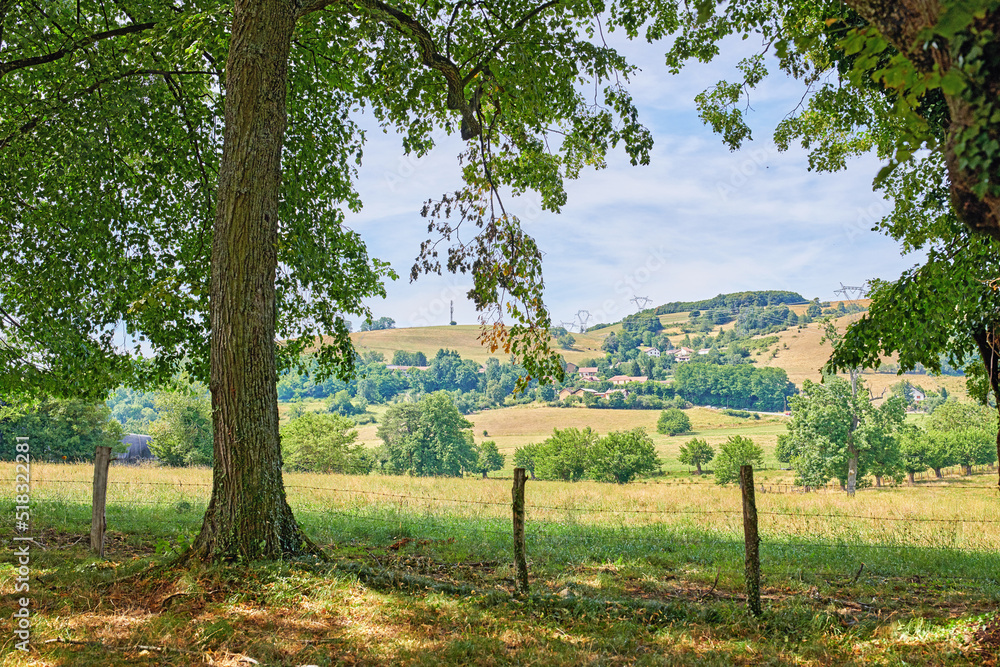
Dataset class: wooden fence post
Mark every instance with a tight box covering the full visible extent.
[512,467,529,596]
[740,464,762,617]
[91,445,112,557]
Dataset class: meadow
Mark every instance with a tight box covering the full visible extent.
[348,404,794,472]
[3,455,1000,665]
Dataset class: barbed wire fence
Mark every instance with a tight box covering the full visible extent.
[8,462,1000,614]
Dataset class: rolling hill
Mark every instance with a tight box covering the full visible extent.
[342,305,965,400]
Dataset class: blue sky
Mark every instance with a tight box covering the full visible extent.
[342,32,920,331]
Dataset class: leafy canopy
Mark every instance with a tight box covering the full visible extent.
[1,0,655,398]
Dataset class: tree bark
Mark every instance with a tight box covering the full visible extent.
[844,1,1000,239]
[907,470,915,485]
[972,328,1000,488]
[846,369,859,496]
[187,0,318,561]
[695,462,702,475]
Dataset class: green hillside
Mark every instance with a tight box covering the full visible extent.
[336,304,965,400]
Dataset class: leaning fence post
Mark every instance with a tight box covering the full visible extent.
[512,467,529,595]
[740,464,762,617]
[91,445,112,557]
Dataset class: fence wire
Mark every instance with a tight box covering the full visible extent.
[7,473,1000,589]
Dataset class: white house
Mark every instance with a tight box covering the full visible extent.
[608,375,648,385]
[644,347,661,358]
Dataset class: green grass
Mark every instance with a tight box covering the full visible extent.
[4,463,1000,665]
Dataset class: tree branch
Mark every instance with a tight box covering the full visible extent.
[297,0,561,140]
[0,21,156,78]
[0,69,210,153]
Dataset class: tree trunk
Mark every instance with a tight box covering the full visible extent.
[844,1,1000,239]
[907,470,915,485]
[846,447,858,496]
[187,0,318,562]
[934,467,943,479]
[846,369,859,496]
[972,329,1000,488]
[963,464,972,476]
[874,474,882,488]
[482,470,487,479]
[695,462,702,475]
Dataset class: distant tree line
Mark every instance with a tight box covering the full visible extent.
[672,364,797,413]
[653,290,807,316]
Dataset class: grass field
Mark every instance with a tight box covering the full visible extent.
[336,325,609,365]
[3,461,1000,665]
[346,404,793,474]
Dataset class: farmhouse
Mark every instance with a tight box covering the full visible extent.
[671,347,694,362]
[643,347,661,358]
[598,388,628,399]
[608,375,648,385]
[577,367,599,381]
[559,387,627,400]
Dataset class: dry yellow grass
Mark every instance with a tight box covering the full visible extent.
[8,461,998,551]
[324,325,609,365]
[756,315,968,399]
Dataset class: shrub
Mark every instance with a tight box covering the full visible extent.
[513,443,541,479]
[534,427,597,481]
[148,392,213,466]
[657,408,692,436]
[281,412,372,474]
[589,428,661,484]
[376,392,476,476]
[473,440,506,478]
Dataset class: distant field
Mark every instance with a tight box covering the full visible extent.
[756,315,968,399]
[343,403,790,475]
[333,325,607,365]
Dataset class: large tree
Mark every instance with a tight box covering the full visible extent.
[782,377,906,492]
[1,0,652,560]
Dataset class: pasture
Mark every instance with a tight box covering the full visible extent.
[350,404,793,473]
[2,459,1000,665]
